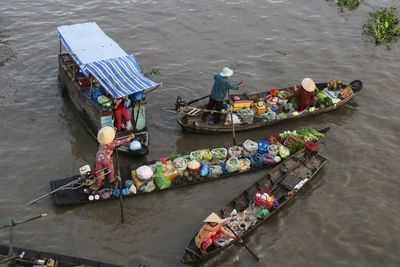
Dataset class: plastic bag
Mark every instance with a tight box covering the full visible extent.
[239,158,251,172]
[190,150,204,161]
[228,146,243,158]
[141,182,155,192]
[210,165,223,178]
[258,140,270,154]
[211,148,227,160]
[200,164,210,177]
[250,153,264,168]
[243,140,258,154]
[262,153,275,165]
[202,149,213,161]
[225,157,240,173]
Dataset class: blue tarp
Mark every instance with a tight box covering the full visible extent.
[86,55,158,98]
[57,22,159,98]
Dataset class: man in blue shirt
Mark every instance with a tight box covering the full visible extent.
[201,67,244,124]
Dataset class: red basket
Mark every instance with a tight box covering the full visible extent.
[255,189,274,210]
[268,134,282,145]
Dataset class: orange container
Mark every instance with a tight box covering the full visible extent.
[254,104,266,115]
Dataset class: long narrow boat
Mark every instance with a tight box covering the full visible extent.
[181,146,328,264]
[57,22,161,156]
[0,244,124,267]
[45,127,329,206]
[177,80,362,134]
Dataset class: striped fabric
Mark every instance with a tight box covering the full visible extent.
[86,55,158,98]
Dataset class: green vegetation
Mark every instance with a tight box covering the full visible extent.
[327,0,359,9]
[362,5,400,48]
[141,68,159,76]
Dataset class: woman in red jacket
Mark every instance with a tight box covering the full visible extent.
[286,78,318,111]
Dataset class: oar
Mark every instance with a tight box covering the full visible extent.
[0,214,47,230]
[114,147,124,224]
[225,224,259,261]
[187,94,210,105]
[27,178,82,205]
[227,89,237,145]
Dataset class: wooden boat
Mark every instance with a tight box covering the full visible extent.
[46,127,329,206]
[177,80,362,134]
[0,244,124,267]
[181,147,328,264]
[57,22,161,156]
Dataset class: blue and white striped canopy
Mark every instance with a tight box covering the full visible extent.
[58,22,159,98]
[86,55,158,98]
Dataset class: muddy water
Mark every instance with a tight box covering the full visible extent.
[1,0,399,266]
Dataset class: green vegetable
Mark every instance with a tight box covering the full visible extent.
[225,157,240,173]
[297,127,324,142]
[277,113,288,119]
[202,150,213,161]
[279,146,290,159]
[362,5,400,48]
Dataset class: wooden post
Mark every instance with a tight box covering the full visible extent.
[227,90,237,145]
[72,61,75,81]
[90,76,93,98]
[59,39,62,54]
[8,224,13,257]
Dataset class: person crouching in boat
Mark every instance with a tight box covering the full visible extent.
[286,78,318,111]
[113,95,133,132]
[195,212,242,255]
[201,67,244,125]
[96,126,135,187]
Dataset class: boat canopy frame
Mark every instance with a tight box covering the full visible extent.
[57,22,160,98]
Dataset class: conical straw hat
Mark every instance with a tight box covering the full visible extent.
[203,212,222,223]
[301,78,316,92]
[97,126,116,145]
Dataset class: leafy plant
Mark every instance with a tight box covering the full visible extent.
[362,5,400,48]
[327,0,359,9]
[141,68,159,76]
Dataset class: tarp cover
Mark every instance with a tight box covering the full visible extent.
[57,22,158,97]
[86,55,158,98]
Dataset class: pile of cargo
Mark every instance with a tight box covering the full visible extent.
[127,127,324,193]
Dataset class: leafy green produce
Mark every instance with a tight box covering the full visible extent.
[297,127,324,142]
[280,130,298,141]
[362,5,400,48]
[202,149,213,161]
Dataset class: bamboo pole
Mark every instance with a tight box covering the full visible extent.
[227,89,237,145]
[8,224,13,257]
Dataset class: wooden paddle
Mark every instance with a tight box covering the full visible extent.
[225,224,259,261]
[187,94,210,105]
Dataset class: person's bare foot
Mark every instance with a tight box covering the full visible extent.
[213,242,221,248]
[200,248,208,255]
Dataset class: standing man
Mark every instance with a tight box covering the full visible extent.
[201,67,244,124]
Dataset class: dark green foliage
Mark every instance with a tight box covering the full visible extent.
[362,5,400,48]
[327,0,360,9]
[141,68,159,76]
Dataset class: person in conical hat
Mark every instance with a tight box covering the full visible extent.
[195,212,242,255]
[201,67,245,125]
[286,78,318,111]
[95,126,135,187]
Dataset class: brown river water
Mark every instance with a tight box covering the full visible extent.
[1,0,399,266]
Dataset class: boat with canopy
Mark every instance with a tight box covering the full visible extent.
[57,22,161,156]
